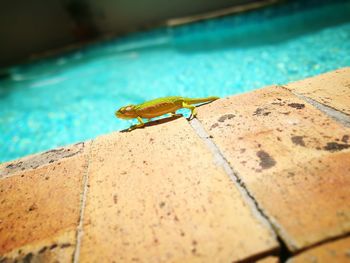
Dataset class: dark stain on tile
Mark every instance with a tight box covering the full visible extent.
[46,148,65,154]
[0,242,72,263]
[0,142,85,177]
[280,111,291,115]
[50,244,58,250]
[28,203,37,212]
[113,194,118,204]
[287,172,295,178]
[23,252,33,263]
[60,243,71,248]
[210,123,219,129]
[291,136,306,147]
[341,135,349,143]
[253,108,263,116]
[256,151,276,169]
[323,142,350,152]
[218,114,235,123]
[5,161,23,170]
[288,103,305,109]
[39,246,48,253]
[253,108,271,116]
[272,102,285,106]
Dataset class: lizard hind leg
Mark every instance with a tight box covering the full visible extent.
[181,102,197,120]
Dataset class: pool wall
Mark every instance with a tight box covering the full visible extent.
[0,0,278,68]
[0,68,349,262]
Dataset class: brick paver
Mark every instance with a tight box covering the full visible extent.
[0,145,90,261]
[285,67,350,115]
[79,118,278,262]
[197,85,350,251]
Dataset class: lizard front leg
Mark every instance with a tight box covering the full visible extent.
[128,116,145,131]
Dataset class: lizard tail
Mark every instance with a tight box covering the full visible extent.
[185,96,219,105]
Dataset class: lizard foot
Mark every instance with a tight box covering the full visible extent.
[187,113,197,121]
[128,123,145,131]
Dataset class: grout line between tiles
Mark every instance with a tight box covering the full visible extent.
[189,118,293,260]
[281,86,350,127]
[72,140,93,263]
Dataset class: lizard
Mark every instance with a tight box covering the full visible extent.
[115,96,219,130]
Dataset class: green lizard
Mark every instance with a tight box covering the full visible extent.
[115,96,219,130]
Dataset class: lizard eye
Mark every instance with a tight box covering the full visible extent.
[125,106,133,111]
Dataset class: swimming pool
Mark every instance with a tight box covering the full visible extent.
[1,0,350,162]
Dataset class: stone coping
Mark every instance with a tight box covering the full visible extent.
[0,67,349,262]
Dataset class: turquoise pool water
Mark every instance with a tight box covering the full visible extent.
[1,0,350,162]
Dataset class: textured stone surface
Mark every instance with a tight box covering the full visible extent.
[285,67,350,115]
[288,237,350,263]
[196,85,350,251]
[79,118,278,262]
[1,68,349,262]
[0,142,86,178]
[0,145,89,257]
[0,231,76,263]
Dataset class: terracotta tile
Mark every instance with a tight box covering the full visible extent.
[0,142,86,178]
[196,86,350,251]
[79,118,278,262]
[0,231,76,263]
[285,67,350,115]
[0,145,89,256]
[288,237,350,263]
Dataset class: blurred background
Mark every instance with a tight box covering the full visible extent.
[0,0,263,68]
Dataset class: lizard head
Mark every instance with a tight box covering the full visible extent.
[115,105,137,119]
